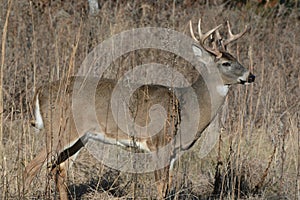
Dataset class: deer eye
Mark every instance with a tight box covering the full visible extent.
[222,62,231,67]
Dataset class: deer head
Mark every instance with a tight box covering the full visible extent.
[189,19,255,85]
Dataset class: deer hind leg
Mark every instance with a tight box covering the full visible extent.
[23,148,48,191]
[52,162,68,200]
[23,148,70,199]
[50,151,79,200]
[49,137,85,199]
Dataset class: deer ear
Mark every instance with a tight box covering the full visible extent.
[192,45,204,57]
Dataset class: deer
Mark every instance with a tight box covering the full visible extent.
[23,19,255,199]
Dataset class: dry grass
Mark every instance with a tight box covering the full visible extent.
[0,0,299,199]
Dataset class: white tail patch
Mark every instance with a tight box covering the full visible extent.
[34,94,44,130]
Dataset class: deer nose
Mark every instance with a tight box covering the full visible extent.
[247,73,255,83]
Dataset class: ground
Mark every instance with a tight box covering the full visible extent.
[0,0,299,199]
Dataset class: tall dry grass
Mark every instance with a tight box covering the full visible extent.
[0,0,299,199]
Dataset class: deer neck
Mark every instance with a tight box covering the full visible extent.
[175,74,228,150]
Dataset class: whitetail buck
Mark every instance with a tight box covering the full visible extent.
[23,19,255,199]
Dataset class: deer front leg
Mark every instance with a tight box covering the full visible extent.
[154,165,170,199]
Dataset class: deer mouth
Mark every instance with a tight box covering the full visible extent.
[238,73,255,85]
[239,79,247,84]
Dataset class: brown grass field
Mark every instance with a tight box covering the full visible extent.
[0,0,299,199]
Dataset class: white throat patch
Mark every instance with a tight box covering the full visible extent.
[216,85,229,96]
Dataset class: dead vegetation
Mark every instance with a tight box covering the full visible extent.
[0,0,299,199]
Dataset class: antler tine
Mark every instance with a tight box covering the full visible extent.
[215,29,222,41]
[198,19,223,44]
[214,28,226,52]
[223,21,249,46]
[189,18,223,58]
[189,20,199,42]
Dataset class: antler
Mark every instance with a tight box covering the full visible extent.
[223,21,249,46]
[189,19,249,58]
[189,19,222,57]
